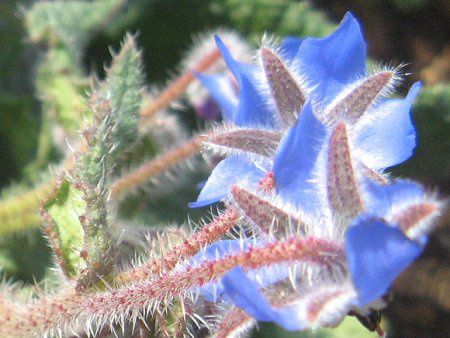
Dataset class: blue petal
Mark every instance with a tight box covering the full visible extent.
[345,216,423,306]
[189,156,266,208]
[355,82,422,169]
[363,179,425,218]
[222,267,306,331]
[295,12,366,100]
[215,36,278,128]
[281,36,303,62]
[197,73,238,122]
[274,102,328,214]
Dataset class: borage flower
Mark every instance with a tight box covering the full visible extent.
[184,12,445,336]
[202,182,443,334]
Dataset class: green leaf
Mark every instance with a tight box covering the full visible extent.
[44,180,86,277]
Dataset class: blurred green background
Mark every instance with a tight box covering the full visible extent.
[0,1,448,337]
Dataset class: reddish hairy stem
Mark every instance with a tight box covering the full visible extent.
[1,237,342,337]
[140,48,221,119]
[116,207,241,283]
[118,171,277,284]
[111,134,208,199]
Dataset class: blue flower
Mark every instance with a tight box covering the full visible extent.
[293,12,366,104]
[188,12,439,334]
[345,216,422,306]
[199,12,365,125]
[191,13,368,208]
[221,267,308,331]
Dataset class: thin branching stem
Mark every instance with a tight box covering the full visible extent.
[116,207,241,284]
[0,236,343,337]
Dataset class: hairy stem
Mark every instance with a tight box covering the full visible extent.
[116,207,241,284]
[0,237,342,337]
[111,134,207,199]
[140,48,221,119]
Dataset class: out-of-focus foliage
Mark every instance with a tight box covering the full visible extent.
[26,0,125,59]
[210,0,336,37]
[396,84,450,189]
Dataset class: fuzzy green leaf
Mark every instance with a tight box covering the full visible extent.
[69,35,144,289]
[80,34,144,185]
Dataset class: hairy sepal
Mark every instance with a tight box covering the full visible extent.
[260,48,307,126]
[231,185,307,236]
[205,126,281,158]
[323,70,398,124]
[213,307,256,338]
[390,196,445,242]
[300,284,358,329]
[327,122,363,226]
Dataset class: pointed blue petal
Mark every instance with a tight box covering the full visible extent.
[235,72,278,127]
[197,73,238,122]
[222,267,306,331]
[346,216,423,306]
[215,35,243,78]
[295,12,366,99]
[215,36,278,128]
[281,36,303,62]
[189,156,266,208]
[274,102,328,214]
[355,82,422,169]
